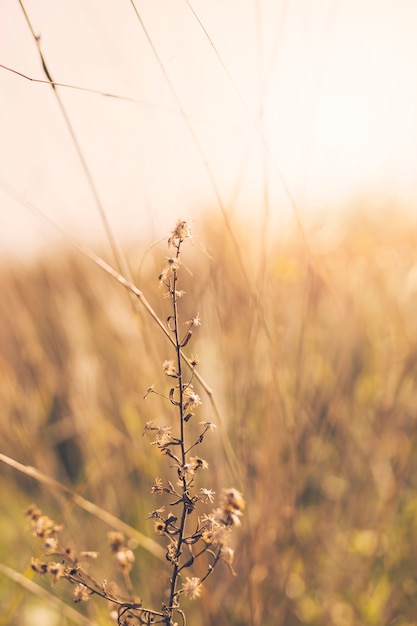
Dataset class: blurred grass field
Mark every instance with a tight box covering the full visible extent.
[2,209,417,626]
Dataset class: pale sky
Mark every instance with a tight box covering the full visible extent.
[1,0,417,258]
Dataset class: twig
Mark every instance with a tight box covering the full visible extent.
[18,0,132,285]
[0,563,98,626]
[0,453,165,560]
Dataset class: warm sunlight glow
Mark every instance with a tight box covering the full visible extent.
[3,5,417,624]
[1,0,417,256]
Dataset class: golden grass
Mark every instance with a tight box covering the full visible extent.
[2,211,417,625]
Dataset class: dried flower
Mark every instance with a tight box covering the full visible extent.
[220,546,236,575]
[166,257,181,271]
[143,385,155,399]
[115,548,135,572]
[166,543,179,565]
[179,463,195,482]
[63,543,76,560]
[25,505,42,522]
[199,488,215,504]
[221,488,246,513]
[151,477,164,496]
[162,289,186,299]
[147,506,166,519]
[184,313,201,326]
[48,562,66,584]
[189,354,200,367]
[183,386,202,411]
[182,576,202,599]
[154,521,166,536]
[31,515,58,539]
[108,532,126,553]
[80,551,99,559]
[144,422,172,445]
[162,359,178,377]
[159,257,182,285]
[154,426,172,446]
[220,546,235,566]
[199,421,217,431]
[189,456,209,471]
[184,313,201,327]
[202,521,230,547]
[200,491,244,543]
[73,583,91,603]
[44,536,58,553]
[168,220,192,247]
[31,557,48,574]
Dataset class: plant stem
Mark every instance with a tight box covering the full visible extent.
[166,242,188,624]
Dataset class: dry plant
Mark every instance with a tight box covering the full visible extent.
[24,220,244,626]
[4,210,417,626]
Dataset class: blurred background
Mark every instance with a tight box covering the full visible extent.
[2,2,417,626]
[2,0,417,257]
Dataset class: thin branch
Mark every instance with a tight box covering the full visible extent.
[0,179,241,482]
[0,563,99,626]
[0,62,241,128]
[0,61,179,108]
[0,453,166,561]
[18,0,132,285]
[127,1,258,297]
[185,0,342,316]
[185,0,303,233]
